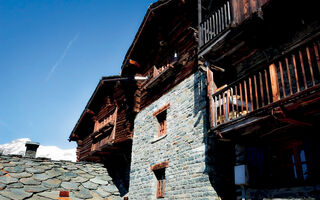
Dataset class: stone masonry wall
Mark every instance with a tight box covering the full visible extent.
[129,71,218,199]
[0,155,122,200]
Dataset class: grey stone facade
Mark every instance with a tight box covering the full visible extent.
[129,71,218,199]
[0,155,122,200]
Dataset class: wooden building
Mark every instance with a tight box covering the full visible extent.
[199,0,320,198]
[69,75,137,197]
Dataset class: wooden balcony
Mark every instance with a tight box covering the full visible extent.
[198,0,270,52]
[91,107,117,152]
[199,1,232,49]
[144,63,176,90]
[209,38,320,131]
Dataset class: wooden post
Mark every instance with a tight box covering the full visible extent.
[206,68,216,128]
[269,63,280,102]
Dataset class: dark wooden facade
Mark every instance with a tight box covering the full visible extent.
[121,0,198,111]
[200,0,320,198]
[69,76,136,162]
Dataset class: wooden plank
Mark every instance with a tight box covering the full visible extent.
[264,69,270,104]
[235,85,239,116]
[222,92,225,123]
[259,72,265,107]
[279,61,286,97]
[239,83,244,112]
[254,75,259,109]
[206,69,215,128]
[292,54,300,92]
[226,90,230,121]
[314,42,320,75]
[224,3,228,28]
[249,77,253,111]
[231,87,234,119]
[221,7,225,30]
[285,57,293,95]
[227,1,231,25]
[214,96,218,127]
[219,94,222,124]
[212,14,216,37]
[269,63,280,102]
[244,80,248,113]
[299,50,308,89]
[306,47,315,86]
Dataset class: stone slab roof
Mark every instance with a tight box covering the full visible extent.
[0,155,121,200]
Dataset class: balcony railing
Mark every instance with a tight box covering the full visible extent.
[199,1,232,48]
[210,38,320,128]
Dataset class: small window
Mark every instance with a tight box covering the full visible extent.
[155,168,165,198]
[153,104,170,137]
[151,161,168,199]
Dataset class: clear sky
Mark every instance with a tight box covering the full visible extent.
[0,0,155,149]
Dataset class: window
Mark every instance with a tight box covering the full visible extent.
[151,161,168,198]
[279,141,308,182]
[153,104,170,137]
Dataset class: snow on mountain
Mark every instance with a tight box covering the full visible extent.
[0,138,76,162]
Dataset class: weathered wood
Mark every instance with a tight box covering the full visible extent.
[244,80,248,113]
[226,90,230,121]
[235,85,239,115]
[264,70,270,104]
[259,72,265,107]
[285,57,293,95]
[299,51,308,89]
[279,61,286,97]
[239,83,244,112]
[206,69,215,128]
[292,54,300,92]
[314,42,320,75]
[254,75,259,109]
[249,77,253,111]
[306,47,315,86]
[269,63,280,102]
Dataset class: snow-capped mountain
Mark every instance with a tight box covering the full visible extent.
[0,138,76,162]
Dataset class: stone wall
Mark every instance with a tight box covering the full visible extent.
[129,71,219,199]
[0,155,122,200]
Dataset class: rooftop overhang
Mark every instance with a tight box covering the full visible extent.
[120,0,194,76]
[69,76,127,141]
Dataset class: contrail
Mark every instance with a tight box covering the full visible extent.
[46,33,79,81]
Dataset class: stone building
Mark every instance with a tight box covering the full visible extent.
[66,0,320,199]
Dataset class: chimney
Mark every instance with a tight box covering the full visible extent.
[25,141,40,158]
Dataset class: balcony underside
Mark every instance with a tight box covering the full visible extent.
[211,86,320,141]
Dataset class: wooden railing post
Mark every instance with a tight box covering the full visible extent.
[269,63,280,102]
[206,68,216,128]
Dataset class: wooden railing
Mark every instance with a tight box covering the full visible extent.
[210,39,320,128]
[199,1,232,48]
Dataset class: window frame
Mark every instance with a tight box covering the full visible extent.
[151,161,169,199]
[153,104,170,138]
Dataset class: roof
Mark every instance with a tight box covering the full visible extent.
[69,75,125,141]
[0,155,121,199]
[120,0,176,75]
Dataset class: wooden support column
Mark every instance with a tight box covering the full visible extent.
[269,63,280,102]
[206,68,217,128]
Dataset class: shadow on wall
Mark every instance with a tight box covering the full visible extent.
[205,136,235,199]
[193,70,235,199]
[104,153,131,197]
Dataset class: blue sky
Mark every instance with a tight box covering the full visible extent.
[0,0,155,149]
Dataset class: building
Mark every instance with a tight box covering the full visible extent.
[120,0,220,199]
[199,0,320,198]
[69,0,320,199]
[69,76,138,197]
